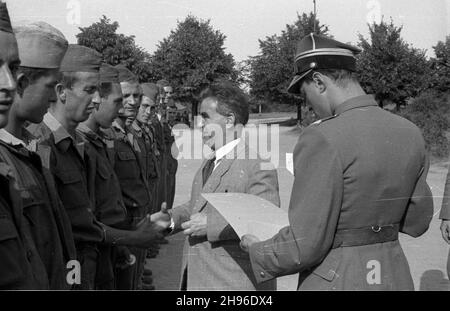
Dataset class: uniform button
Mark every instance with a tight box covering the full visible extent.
[260,271,266,278]
[133,203,138,207]
[27,250,33,260]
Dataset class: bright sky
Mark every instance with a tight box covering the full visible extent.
[5,0,449,61]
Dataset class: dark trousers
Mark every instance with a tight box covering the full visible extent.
[114,207,146,290]
[75,243,98,290]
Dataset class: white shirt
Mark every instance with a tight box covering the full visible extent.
[213,138,241,171]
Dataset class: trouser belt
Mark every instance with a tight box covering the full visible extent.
[332,224,399,249]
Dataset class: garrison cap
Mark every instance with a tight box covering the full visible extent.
[99,63,119,83]
[287,33,361,94]
[60,44,102,73]
[0,2,13,33]
[14,21,68,69]
[141,83,159,101]
[115,64,138,83]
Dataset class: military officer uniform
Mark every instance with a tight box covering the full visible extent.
[248,34,434,290]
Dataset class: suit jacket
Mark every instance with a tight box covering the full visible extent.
[171,140,280,290]
[249,95,434,291]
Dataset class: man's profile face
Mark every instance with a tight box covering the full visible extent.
[136,95,154,124]
[300,80,332,119]
[0,32,19,128]
[199,97,228,151]
[65,71,100,123]
[18,69,60,124]
[95,83,123,129]
[119,81,141,124]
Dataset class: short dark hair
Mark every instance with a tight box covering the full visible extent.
[18,66,54,84]
[199,81,249,126]
[303,69,358,88]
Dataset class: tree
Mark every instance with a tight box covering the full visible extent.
[149,15,238,112]
[76,16,152,81]
[248,12,329,117]
[429,36,450,94]
[356,19,430,110]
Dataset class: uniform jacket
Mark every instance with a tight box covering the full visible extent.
[28,114,104,246]
[171,140,280,290]
[249,95,434,291]
[77,124,127,227]
[0,132,76,289]
[102,121,151,224]
[0,161,47,289]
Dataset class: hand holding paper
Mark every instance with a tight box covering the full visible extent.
[240,234,260,253]
[201,193,289,241]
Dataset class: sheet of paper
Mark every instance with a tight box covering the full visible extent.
[201,193,289,241]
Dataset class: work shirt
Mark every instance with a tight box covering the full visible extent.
[0,129,76,289]
[77,123,127,227]
[27,113,104,246]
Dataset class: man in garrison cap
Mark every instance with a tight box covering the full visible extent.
[0,20,78,290]
[0,1,48,290]
[241,34,434,290]
[103,64,155,289]
[77,64,163,290]
[28,44,107,290]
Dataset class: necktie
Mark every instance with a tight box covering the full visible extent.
[202,157,216,186]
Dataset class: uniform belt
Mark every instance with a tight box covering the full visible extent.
[332,224,399,249]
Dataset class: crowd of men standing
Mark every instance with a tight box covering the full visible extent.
[0,2,178,290]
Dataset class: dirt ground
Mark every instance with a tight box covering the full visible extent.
[146,125,450,291]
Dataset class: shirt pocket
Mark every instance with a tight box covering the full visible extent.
[20,188,45,227]
[115,151,138,180]
[0,215,19,242]
[54,169,86,210]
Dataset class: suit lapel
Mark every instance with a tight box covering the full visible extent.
[193,140,248,213]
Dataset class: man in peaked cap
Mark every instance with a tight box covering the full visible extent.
[0,1,47,290]
[28,44,106,289]
[0,20,77,290]
[77,64,162,290]
[241,34,434,290]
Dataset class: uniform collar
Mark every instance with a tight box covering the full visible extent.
[112,120,126,134]
[334,95,378,116]
[77,123,105,148]
[0,129,27,148]
[43,112,85,157]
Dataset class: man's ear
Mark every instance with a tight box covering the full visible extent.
[312,72,327,94]
[55,84,66,104]
[226,113,236,128]
[16,73,29,97]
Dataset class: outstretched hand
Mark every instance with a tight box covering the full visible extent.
[150,202,172,231]
[133,214,164,249]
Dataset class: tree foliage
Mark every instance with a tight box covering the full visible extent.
[356,19,430,109]
[248,13,329,108]
[429,35,450,94]
[76,16,152,81]
[149,15,238,102]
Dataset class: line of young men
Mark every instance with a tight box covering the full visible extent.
[0,3,175,290]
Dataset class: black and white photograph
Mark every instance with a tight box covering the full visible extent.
[0,0,448,300]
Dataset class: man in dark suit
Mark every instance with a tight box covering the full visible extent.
[152,81,280,290]
[241,34,434,290]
